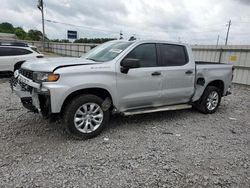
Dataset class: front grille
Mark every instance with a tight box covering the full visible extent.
[18,69,34,93]
[10,75,33,93]
[19,82,33,93]
[19,69,33,80]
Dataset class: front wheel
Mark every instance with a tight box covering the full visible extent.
[63,94,110,139]
[194,86,222,114]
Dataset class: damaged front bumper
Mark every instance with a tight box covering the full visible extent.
[10,71,51,116]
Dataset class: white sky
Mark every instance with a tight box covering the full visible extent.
[0,0,250,44]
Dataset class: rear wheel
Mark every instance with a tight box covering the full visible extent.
[63,94,110,139]
[194,86,222,114]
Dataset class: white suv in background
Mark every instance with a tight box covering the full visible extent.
[0,42,43,75]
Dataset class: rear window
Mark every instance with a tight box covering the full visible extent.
[0,47,32,56]
[159,44,188,66]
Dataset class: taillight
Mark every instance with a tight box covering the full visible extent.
[36,55,44,58]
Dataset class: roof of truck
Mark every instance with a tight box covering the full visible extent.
[117,39,188,46]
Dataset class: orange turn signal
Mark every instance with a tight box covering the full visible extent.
[47,74,60,82]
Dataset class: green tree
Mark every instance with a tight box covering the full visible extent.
[24,35,32,40]
[14,27,26,40]
[74,38,116,44]
[0,22,15,33]
[27,29,43,41]
[60,39,70,43]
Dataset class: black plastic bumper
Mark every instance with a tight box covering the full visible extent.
[21,97,39,113]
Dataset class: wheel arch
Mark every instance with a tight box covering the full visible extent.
[14,60,26,71]
[61,87,113,113]
[206,80,224,94]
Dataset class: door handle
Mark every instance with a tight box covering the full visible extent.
[151,72,161,76]
[185,70,193,75]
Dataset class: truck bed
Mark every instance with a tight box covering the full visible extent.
[192,61,233,102]
[195,61,227,65]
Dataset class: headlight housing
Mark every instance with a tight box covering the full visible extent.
[33,72,60,82]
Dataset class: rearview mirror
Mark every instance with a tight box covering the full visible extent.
[120,58,140,73]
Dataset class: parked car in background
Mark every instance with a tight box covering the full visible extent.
[11,40,233,139]
[0,42,43,76]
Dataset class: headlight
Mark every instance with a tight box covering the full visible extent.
[33,72,60,82]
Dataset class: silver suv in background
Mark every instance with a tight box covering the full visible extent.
[11,40,233,139]
[0,42,43,76]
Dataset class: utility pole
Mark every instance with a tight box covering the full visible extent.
[37,0,45,51]
[225,20,231,46]
[216,35,220,46]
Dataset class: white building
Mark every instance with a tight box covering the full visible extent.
[0,33,16,41]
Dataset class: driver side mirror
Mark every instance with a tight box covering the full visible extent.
[120,58,140,74]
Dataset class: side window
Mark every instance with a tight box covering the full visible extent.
[160,44,188,66]
[0,47,32,56]
[15,48,33,55]
[126,43,157,67]
[0,47,14,56]
[0,48,6,56]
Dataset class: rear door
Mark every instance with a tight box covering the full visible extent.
[0,47,15,71]
[158,43,195,105]
[12,48,34,63]
[116,43,163,111]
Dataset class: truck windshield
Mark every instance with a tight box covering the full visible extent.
[82,41,133,62]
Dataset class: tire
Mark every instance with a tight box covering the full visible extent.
[63,94,110,139]
[194,86,222,114]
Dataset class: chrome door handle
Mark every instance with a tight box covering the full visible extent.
[185,70,193,74]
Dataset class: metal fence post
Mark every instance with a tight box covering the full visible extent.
[218,48,223,63]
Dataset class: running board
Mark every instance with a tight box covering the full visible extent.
[123,104,192,116]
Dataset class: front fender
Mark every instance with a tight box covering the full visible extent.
[43,68,117,113]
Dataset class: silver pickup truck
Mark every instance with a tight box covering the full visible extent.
[11,40,233,138]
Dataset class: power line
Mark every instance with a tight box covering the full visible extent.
[46,19,161,39]
[235,21,250,24]
[45,19,120,34]
[45,18,250,45]
[46,18,227,39]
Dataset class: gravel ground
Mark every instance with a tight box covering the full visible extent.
[0,78,249,187]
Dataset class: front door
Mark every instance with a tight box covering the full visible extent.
[116,43,163,111]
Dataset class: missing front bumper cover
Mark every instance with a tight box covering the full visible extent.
[11,75,49,114]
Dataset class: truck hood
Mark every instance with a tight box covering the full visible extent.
[21,57,100,72]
